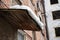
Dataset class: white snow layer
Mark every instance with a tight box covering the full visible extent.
[10,5,44,30]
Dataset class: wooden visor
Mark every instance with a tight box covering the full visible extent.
[0,9,41,31]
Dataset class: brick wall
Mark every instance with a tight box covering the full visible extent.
[2,0,11,7]
[0,0,11,8]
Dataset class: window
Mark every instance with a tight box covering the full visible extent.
[18,30,25,40]
[50,0,58,4]
[37,2,40,11]
[39,16,42,21]
[18,32,24,40]
[52,10,60,20]
[55,27,60,37]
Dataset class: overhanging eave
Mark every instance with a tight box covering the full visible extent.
[0,5,44,31]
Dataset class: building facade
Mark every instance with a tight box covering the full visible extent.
[0,0,47,40]
[44,0,60,40]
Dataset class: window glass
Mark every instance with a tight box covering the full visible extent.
[55,27,60,37]
[18,32,24,40]
[52,10,60,20]
[50,0,58,4]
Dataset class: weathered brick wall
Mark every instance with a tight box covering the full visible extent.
[2,0,11,7]
[11,0,18,6]
[19,0,35,13]
[0,16,17,40]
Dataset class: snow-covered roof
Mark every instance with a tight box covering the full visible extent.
[10,5,44,30]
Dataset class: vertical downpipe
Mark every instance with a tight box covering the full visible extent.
[32,31,36,40]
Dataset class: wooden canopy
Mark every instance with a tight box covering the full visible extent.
[0,9,41,31]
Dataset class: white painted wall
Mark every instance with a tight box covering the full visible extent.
[44,0,60,40]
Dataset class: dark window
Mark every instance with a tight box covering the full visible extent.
[39,16,42,21]
[50,0,58,4]
[37,2,40,11]
[55,27,60,37]
[52,10,60,20]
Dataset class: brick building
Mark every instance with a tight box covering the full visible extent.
[0,0,47,40]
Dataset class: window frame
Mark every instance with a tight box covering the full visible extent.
[17,30,26,40]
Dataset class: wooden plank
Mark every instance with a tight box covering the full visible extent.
[0,9,41,31]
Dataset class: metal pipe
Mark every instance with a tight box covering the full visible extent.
[32,31,36,40]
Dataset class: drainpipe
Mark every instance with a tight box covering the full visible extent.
[32,31,36,40]
[10,5,44,30]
